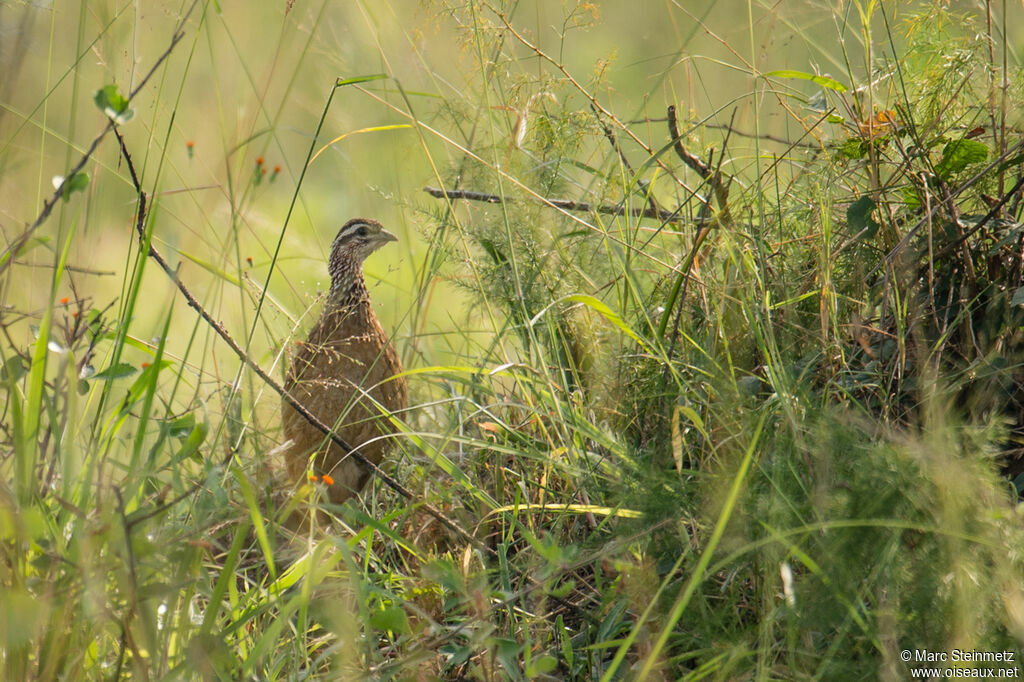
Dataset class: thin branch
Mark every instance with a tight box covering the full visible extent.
[423,186,688,224]
[630,116,826,149]
[113,130,482,552]
[13,260,116,276]
[663,109,739,352]
[667,105,732,224]
[667,105,713,180]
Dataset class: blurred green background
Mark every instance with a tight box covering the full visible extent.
[10,0,1005,381]
[5,2,1024,678]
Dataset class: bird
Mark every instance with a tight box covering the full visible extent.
[281,217,408,510]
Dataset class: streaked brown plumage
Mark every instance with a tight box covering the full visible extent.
[281,218,407,507]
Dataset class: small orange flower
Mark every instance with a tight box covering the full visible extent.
[256,156,265,166]
[185,140,194,149]
[141,362,151,368]
[246,256,253,266]
[261,167,267,175]
[273,165,281,174]
[321,474,334,486]
[71,311,79,318]
[308,474,319,482]
[59,297,69,305]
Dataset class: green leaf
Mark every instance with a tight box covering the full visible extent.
[65,172,89,195]
[166,413,197,439]
[493,637,524,675]
[92,362,137,381]
[336,73,388,87]
[996,153,1024,174]
[548,578,576,599]
[0,589,46,648]
[557,614,574,668]
[438,643,473,668]
[93,84,134,123]
[562,295,644,346]
[901,186,921,212]
[839,138,867,160]
[526,654,559,676]
[0,505,45,542]
[173,420,208,463]
[369,606,410,634]
[94,84,128,113]
[15,235,51,258]
[1,356,26,382]
[847,195,880,239]
[177,249,241,286]
[935,139,988,179]
[764,69,848,92]
[53,172,90,201]
[1013,471,1024,496]
[122,360,172,406]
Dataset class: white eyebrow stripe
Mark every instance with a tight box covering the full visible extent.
[336,221,371,242]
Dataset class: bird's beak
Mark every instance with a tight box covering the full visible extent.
[377,229,398,244]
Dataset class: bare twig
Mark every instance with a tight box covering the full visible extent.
[423,186,688,224]
[704,121,825,149]
[664,109,739,354]
[13,260,116,276]
[668,106,713,180]
[629,116,827,149]
[113,131,483,551]
[356,84,687,273]
[667,105,731,223]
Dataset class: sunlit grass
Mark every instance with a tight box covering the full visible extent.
[2,0,1024,679]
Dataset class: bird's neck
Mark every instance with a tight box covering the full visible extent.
[329,268,371,308]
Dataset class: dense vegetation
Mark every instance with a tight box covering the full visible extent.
[2,1,1024,679]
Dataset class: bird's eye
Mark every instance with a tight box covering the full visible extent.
[356,226,368,237]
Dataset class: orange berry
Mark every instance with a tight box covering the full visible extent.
[321,474,334,486]
[141,362,151,368]
[256,156,265,166]
[60,297,69,305]
[308,474,319,482]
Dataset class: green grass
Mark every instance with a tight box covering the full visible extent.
[3,0,1024,679]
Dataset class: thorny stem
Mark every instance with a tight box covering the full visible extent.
[112,130,485,553]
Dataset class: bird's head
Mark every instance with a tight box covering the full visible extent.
[328,218,397,302]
